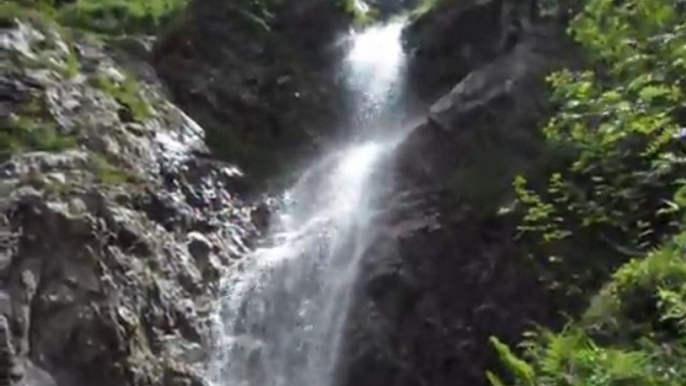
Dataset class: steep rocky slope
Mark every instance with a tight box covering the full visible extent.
[0,16,260,386]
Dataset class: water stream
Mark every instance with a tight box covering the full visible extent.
[210,18,408,386]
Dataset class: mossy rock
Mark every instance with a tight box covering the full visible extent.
[1,96,77,161]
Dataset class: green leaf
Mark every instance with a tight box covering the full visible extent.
[486,371,508,386]
[490,337,535,386]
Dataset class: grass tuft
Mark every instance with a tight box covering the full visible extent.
[90,153,137,185]
[0,97,76,161]
[90,72,153,121]
[56,0,189,34]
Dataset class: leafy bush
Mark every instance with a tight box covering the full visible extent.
[1,0,187,34]
[56,0,188,34]
[584,234,686,341]
[514,0,686,298]
[490,232,686,386]
[0,1,56,27]
[491,2,686,385]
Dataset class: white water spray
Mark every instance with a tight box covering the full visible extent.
[210,18,408,386]
[345,18,407,132]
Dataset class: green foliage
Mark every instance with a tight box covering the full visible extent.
[55,0,188,34]
[493,2,686,385]
[43,180,75,198]
[0,97,76,161]
[491,232,686,386]
[0,1,56,27]
[512,332,686,386]
[0,1,35,26]
[0,0,187,34]
[90,153,136,185]
[340,0,378,26]
[490,337,535,386]
[584,234,686,340]
[90,72,153,121]
[514,0,686,297]
[410,0,448,19]
[63,45,81,77]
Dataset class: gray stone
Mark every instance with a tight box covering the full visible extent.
[20,361,56,386]
[187,232,211,263]
[0,19,260,386]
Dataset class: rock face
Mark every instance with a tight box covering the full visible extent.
[153,0,356,182]
[340,9,581,386]
[0,19,259,386]
[403,0,540,102]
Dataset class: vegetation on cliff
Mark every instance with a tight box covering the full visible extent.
[1,0,189,34]
[492,0,686,384]
[1,1,263,384]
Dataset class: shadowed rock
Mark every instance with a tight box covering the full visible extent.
[341,16,581,386]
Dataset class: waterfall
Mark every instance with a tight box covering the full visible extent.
[210,18,408,386]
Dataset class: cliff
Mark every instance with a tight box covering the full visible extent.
[0,13,260,385]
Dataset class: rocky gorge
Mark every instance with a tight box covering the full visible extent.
[2,1,672,386]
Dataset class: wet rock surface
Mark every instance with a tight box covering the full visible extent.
[0,19,260,386]
[153,0,356,182]
[403,0,542,102]
[342,16,581,386]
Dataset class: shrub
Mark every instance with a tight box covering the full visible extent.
[488,233,686,386]
[0,1,56,27]
[514,0,686,299]
[490,233,686,386]
[56,0,188,34]
[490,2,686,385]
[0,98,76,161]
[584,235,686,341]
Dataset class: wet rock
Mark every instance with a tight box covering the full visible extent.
[163,366,206,386]
[0,315,14,386]
[153,0,355,181]
[403,0,541,102]
[399,22,579,209]
[187,232,221,281]
[187,232,211,262]
[0,19,260,386]
[250,203,271,234]
[344,18,581,386]
[20,361,56,386]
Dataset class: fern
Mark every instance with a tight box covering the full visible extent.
[486,371,508,386]
[490,337,535,386]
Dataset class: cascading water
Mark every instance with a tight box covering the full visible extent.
[210,17,408,386]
